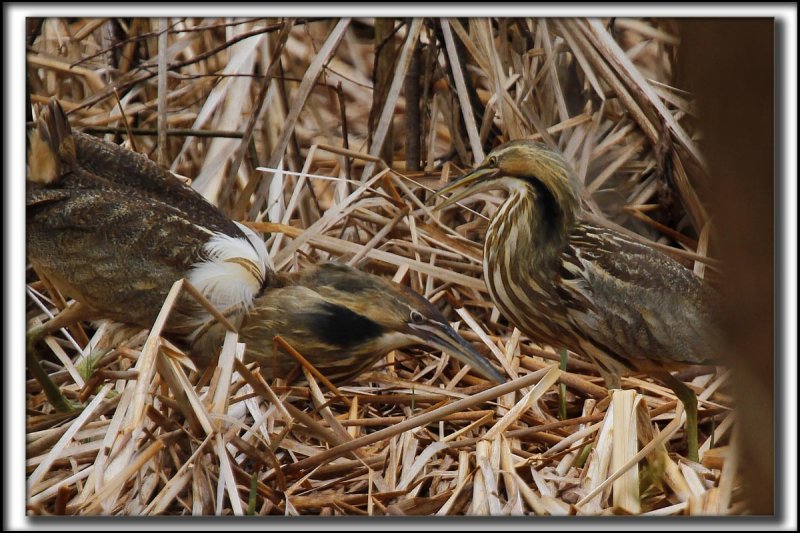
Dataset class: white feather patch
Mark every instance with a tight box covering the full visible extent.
[188,228,268,311]
[234,221,272,271]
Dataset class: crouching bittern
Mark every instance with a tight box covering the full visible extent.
[26,99,502,410]
[430,140,720,461]
[236,262,504,385]
[27,99,269,410]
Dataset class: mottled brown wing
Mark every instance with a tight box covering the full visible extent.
[561,224,720,366]
[29,98,250,241]
[71,130,245,238]
[26,185,71,207]
[27,184,212,329]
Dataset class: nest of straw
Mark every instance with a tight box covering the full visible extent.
[25,17,739,516]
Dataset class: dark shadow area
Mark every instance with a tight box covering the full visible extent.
[678,18,776,516]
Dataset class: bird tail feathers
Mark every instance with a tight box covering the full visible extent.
[27,98,76,184]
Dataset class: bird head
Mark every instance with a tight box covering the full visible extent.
[242,263,505,384]
[429,140,581,216]
[355,275,505,384]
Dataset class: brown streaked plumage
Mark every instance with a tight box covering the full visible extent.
[69,122,248,238]
[237,262,504,384]
[25,100,503,411]
[26,99,269,409]
[431,140,720,461]
[27,99,270,351]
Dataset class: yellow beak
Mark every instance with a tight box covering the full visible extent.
[428,167,500,211]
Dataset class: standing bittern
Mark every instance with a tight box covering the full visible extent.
[430,140,720,461]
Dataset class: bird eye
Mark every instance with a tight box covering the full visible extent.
[487,156,497,166]
[410,310,426,324]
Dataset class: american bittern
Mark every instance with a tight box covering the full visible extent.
[431,140,720,461]
[26,99,270,410]
[26,99,503,410]
[27,99,270,335]
[238,262,504,384]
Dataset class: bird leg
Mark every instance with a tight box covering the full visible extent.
[601,371,622,391]
[652,370,700,463]
[26,301,93,412]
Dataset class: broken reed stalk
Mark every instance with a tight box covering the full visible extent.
[24,17,734,517]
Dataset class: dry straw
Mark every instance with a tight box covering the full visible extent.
[26,17,734,516]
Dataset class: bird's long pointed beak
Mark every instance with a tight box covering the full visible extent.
[428,167,500,211]
[411,322,505,383]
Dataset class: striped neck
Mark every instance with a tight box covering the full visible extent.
[485,177,576,275]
